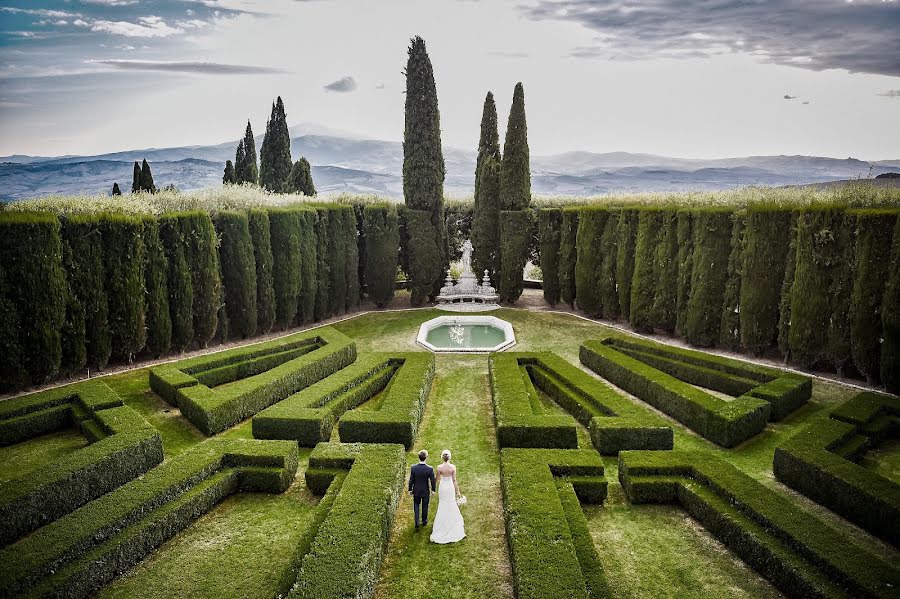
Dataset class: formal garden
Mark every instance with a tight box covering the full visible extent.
[1,37,899,599]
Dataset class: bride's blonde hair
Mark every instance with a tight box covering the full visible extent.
[441,449,451,462]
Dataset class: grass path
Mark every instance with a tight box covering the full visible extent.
[0,428,86,482]
[373,355,514,599]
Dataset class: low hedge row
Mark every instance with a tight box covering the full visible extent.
[500,448,609,599]
[289,442,405,599]
[0,379,163,545]
[519,351,672,454]
[600,336,810,420]
[580,339,771,447]
[619,450,900,598]
[773,391,899,546]
[0,437,298,599]
[149,326,356,435]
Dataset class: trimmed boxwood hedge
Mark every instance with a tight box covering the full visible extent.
[538,208,562,306]
[739,206,793,355]
[598,335,810,420]
[248,208,276,335]
[0,211,66,386]
[619,449,900,598]
[500,448,609,599]
[684,208,733,347]
[499,209,531,303]
[142,216,172,358]
[581,338,771,447]
[774,391,899,546]
[290,442,405,599]
[0,379,163,546]
[149,326,356,435]
[559,208,579,308]
[364,204,401,308]
[0,438,297,599]
[215,210,258,339]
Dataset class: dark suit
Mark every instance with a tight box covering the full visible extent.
[409,462,436,525]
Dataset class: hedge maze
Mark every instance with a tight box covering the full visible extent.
[619,450,900,598]
[0,379,163,545]
[149,326,356,435]
[774,391,899,546]
[580,336,812,447]
[253,352,435,448]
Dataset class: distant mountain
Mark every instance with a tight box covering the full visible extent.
[2,127,898,201]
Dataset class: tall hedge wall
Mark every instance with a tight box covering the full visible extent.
[651,210,678,333]
[616,209,638,320]
[0,261,24,390]
[882,215,900,392]
[103,214,146,362]
[630,209,664,332]
[719,212,745,350]
[499,210,531,303]
[674,210,694,337]
[777,214,799,361]
[159,213,194,353]
[406,208,442,306]
[343,207,360,311]
[269,208,302,330]
[248,208,276,335]
[143,217,172,358]
[826,211,855,375]
[326,205,350,316]
[684,209,732,347]
[185,212,220,348]
[215,211,257,340]
[574,207,607,318]
[313,208,331,320]
[364,204,400,308]
[298,209,318,323]
[538,209,562,306]
[559,208,579,308]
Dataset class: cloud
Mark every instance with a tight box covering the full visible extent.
[324,76,356,93]
[879,90,900,98]
[524,1,900,77]
[80,0,138,5]
[91,59,285,75]
[0,7,80,18]
[375,83,385,89]
[86,16,183,38]
[784,94,797,100]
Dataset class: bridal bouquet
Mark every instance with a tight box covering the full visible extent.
[456,495,467,506]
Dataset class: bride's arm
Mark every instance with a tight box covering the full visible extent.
[452,466,460,496]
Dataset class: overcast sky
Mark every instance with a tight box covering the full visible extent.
[1,0,898,159]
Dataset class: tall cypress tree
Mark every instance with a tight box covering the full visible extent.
[223,160,235,184]
[402,35,447,305]
[131,161,141,194]
[288,157,317,196]
[239,121,258,185]
[234,140,246,183]
[259,97,293,192]
[111,183,121,196]
[498,82,531,303]
[472,92,500,283]
[140,159,156,193]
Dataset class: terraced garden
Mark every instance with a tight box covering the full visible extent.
[1,308,896,598]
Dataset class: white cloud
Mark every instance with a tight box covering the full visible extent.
[80,0,139,5]
[0,7,79,18]
[89,16,183,38]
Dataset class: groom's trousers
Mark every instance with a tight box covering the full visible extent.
[413,494,430,525]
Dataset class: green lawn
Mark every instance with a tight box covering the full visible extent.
[6,307,896,597]
[0,427,87,483]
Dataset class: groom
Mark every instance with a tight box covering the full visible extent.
[408,450,436,530]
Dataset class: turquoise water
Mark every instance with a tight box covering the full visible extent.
[424,324,508,349]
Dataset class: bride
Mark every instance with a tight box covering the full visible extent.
[430,449,466,544]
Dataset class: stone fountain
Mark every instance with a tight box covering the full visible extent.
[437,239,499,312]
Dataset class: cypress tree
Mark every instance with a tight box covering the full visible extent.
[630,209,663,331]
[288,157,317,196]
[159,214,194,352]
[112,183,121,196]
[499,210,531,303]
[881,215,900,393]
[60,235,86,376]
[471,155,501,283]
[223,160,236,185]
[616,209,638,320]
[344,208,360,311]
[674,210,694,337]
[269,208,302,329]
[143,217,171,358]
[402,36,446,305]
[826,212,855,375]
[239,121,258,185]
[719,212,746,350]
[498,83,531,303]
[234,140,246,183]
[259,97,293,192]
[651,210,678,333]
[777,217,799,362]
[0,261,24,390]
[475,92,501,197]
[538,208,562,306]
[575,207,605,317]
[298,209,318,323]
[215,211,257,339]
[327,206,349,315]
[132,161,141,194]
[103,214,146,362]
[186,213,220,348]
[314,208,331,320]
[248,209,276,334]
[364,204,400,308]
[140,159,156,193]
[559,209,579,308]
[684,209,732,347]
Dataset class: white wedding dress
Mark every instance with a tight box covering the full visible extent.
[430,471,466,544]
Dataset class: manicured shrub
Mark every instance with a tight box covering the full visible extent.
[651,209,678,333]
[327,205,350,315]
[499,210,532,303]
[789,208,843,367]
[406,209,442,306]
[500,448,608,599]
[559,208,579,308]
[684,209,732,347]
[575,207,606,318]
[313,208,331,319]
[298,209,318,323]
[215,211,258,339]
[268,208,302,329]
[364,204,400,308]
[538,208,562,306]
[777,213,799,361]
[353,203,366,302]
[0,262,24,390]
[159,213,194,352]
[850,210,897,383]
[581,339,771,447]
[0,212,66,386]
[0,438,297,599]
[629,209,663,331]
[882,216,900,392]
[826,211,855,375]
[616,209,638,320]
[0,379,163,545]
[674,210,693,337]
[185,212,221,348]
[248,208,276,334]
[739,206,792,355]
[142,216,171,358]
[472,155,501,284]
[343,207,360,311]
[719,211,745,350]
[103,213,146,362]
[619,450,899,598]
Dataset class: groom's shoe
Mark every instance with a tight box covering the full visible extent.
[415,523,420,531]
